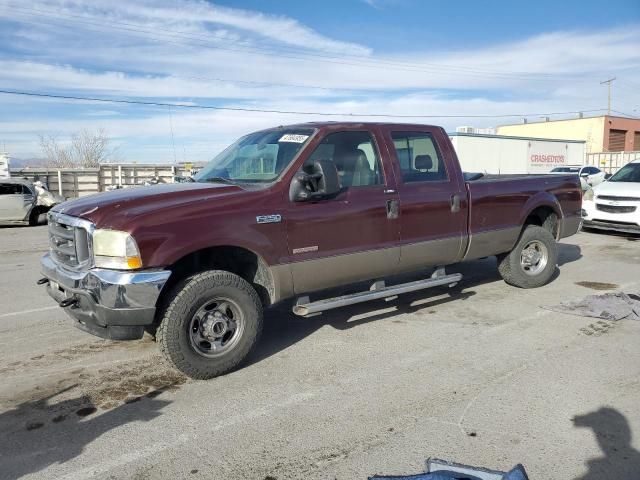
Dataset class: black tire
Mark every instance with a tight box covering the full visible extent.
[497,225,558,289]
[28,208,41,226]
[143,324,158,341]
[157,270,263,379]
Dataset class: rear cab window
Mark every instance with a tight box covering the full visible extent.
[390,132,448,183]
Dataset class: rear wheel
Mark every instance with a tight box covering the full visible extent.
[157,270,263,379]
[497,225,558,288]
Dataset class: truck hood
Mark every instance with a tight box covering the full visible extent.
[52,182,246,228]
[593,180,640,198]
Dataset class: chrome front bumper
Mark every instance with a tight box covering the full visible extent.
[40,253,171,340]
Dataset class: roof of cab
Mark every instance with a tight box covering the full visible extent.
[265,121,441,130]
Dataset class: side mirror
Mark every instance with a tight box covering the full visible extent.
[289,160,341,202]
[580,173,589,178]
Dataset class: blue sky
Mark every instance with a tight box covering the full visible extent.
[220,0,640,50]
[0,0,639,162]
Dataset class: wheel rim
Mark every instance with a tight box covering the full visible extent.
[520,240,549,276]
[188,297,245,358]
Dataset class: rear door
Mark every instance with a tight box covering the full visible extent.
[380,126,467,273]
[285,127,401,293]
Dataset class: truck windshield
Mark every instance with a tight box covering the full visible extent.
[608,162,640,183]
[195,128,315,184]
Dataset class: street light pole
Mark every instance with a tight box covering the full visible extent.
[600,78,616,115]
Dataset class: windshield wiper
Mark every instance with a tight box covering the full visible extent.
[201,177,237,185]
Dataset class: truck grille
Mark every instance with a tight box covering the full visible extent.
[48,213,92,268]
[596,204,637,214]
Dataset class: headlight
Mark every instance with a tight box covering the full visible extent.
[92,229,143,270]
[583,188,594,202]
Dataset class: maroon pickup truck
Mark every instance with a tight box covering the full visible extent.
[40,122,582,378]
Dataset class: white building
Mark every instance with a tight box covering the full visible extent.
[0,153,9,178]
[448,132,585,174]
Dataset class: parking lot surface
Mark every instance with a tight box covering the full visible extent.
[0,225,639,479]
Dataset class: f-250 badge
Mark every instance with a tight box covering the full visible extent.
[256,214,282,224]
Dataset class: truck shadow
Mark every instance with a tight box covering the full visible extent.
[244,258,479,367]
[0,385,171,480]
[248,247,582,368]
[558,243,582,266]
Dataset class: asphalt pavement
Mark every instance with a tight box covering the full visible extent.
[1,225,639,479]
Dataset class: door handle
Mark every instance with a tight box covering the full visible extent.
[450,194,461,213]
[386,199,399,219]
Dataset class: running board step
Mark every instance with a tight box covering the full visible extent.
[293,271,462,317]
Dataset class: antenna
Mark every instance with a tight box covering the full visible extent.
[600,78,616,115]
[168,105,178,164]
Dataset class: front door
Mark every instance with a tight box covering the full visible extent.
[0,183,33,221]
[285,129,400,294]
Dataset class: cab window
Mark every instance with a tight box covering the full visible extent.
[391,132,448,182]
[305,131,383,188]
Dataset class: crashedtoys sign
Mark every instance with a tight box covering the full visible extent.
[528,141,569,173]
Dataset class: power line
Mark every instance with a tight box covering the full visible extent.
[618,78,640,90]
[610,109,640,119]
[0,88,608,119]
[4,59,364,94]
[167,105,177,164]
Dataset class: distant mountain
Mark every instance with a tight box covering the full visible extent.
[8,157,48,169]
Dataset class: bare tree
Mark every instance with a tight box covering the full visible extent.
[39,129,115,168]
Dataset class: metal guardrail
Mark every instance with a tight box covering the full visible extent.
[9,164,198,199]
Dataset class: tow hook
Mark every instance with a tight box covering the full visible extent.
[36,277,49,285]
[59,297,78,308]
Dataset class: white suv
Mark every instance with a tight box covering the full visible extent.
[582,159,640,234]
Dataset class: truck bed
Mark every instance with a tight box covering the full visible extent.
[462,173,582,260]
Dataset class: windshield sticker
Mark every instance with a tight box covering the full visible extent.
[279,134,309,143]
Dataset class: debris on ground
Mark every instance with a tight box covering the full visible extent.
[370,458,528,480]
[544,292,640,321]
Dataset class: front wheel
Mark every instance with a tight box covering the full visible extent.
[497,225,558,289]
[157,270,263,379]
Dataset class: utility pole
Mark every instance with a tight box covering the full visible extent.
[600,77,616,115]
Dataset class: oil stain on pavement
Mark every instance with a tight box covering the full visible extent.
[575,281,620,291]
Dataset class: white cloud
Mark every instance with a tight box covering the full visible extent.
[0,91,619,162]
[3,0,371,55]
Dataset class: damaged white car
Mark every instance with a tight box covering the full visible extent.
[0,178,64,225]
